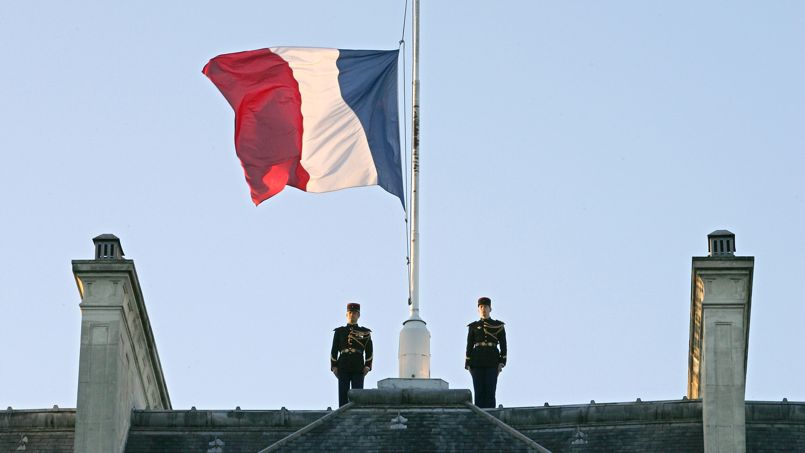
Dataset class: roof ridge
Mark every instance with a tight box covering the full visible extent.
[257,403,353,453]
[463,402,552,453]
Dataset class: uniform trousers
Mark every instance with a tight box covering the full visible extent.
[470,367,499,408]
[337,371,365,407]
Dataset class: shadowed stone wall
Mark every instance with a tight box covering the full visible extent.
[0,409,75,453]
[1,401,803,452]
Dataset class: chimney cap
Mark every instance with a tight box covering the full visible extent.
[93,233,120,242]
[707,229,736,257]
[92,234,125,259]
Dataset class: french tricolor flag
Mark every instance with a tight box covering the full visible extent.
[203,47,404,206]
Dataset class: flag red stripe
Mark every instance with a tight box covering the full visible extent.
[203,49,309,205]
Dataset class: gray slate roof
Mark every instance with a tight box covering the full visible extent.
[3,399,805,452]
[746,401,805,452]
[124,409,327,453]
[261,389,547,453]
[0,409,75,453]
[495,399,704,452]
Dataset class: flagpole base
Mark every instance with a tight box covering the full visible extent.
[398,317,430,378]
[377,378,448,390]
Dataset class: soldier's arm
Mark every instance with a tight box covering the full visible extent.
[364,331,373,371]
[465,324,474,369]
[498,324,507,367]
[330,329,339,370]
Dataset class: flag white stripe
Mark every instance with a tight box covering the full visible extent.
[271,47,378,193]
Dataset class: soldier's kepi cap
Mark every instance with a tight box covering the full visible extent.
[477,297,491,306]
[347,302,361,312]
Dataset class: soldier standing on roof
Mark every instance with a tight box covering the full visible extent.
[331,302,373,407]
[465,296,507,408]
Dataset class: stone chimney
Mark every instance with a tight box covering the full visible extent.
[73,235,170,453]
[688,230,753,453]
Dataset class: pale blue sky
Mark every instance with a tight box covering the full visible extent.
[1,1,803,410]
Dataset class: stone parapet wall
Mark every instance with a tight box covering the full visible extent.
[130,408,329,430]
[3,401,803,452]
[489,400,805,453]
[493,399,704,452]
[125,409,330,453]
[747,400,805,422]
[494,399,703,427]
[0,409,75,453]
[0,408,75,430]
[746,401,805,452]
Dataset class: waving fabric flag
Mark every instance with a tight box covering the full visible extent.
[203,47,404,207]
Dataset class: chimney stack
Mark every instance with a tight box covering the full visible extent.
[688,229,753,453]
[73,235,170,453]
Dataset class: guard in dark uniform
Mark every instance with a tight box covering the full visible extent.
[465,296,507,408]
[331,302,373,407]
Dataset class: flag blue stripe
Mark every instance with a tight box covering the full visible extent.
[336,49,404,207]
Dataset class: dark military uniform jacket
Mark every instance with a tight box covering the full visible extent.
[331,324,373,374]
[465,318,507,369]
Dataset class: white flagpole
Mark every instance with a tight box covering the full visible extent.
[410,0,421,320]
[398,0,431,379]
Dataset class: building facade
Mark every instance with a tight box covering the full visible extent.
[1,232,804,452]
